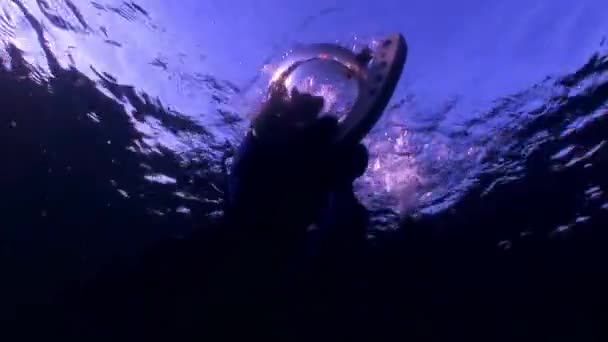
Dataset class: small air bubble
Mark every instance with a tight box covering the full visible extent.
[585,186,601,195]
[176,206,191,215]
[118,189,129,198]
[497,240,512,250]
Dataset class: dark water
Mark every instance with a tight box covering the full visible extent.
[2,0,608,339]
[1,0,231,318]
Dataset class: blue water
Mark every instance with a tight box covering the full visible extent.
[2,0,608,335]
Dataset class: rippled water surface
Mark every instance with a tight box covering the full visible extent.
[2,0,608,328]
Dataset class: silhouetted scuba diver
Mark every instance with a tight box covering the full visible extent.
[63,89,374,342]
